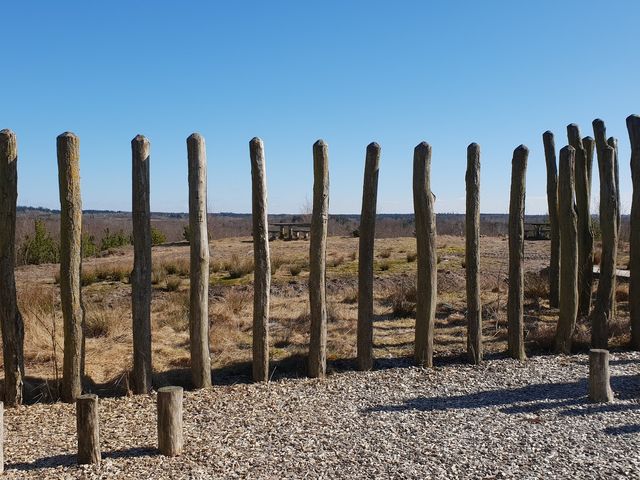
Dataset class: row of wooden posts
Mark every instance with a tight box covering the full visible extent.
[0,114,639,407]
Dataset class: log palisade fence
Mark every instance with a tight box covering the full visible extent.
[0,114,637,462]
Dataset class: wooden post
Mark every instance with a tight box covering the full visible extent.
[308,140,329,378]
[567,124,593,318]
[250,138,271,382]
[157,386,183,456]
[187,133,211,388]
[589,144,618,349]
[357,142,381,371]
[507,145,528,360]
[76,394,100,464]
[0,130,25,406]
[57,132,85,403]
[627,115,640,349]
[608,136,620,320]
[583,136,595,191]
[543,131,560,309]
[589,349,613,402]
[131,135,152,394]
[413,142,437,367]
[465,143,482,364]
[554,146,578,353]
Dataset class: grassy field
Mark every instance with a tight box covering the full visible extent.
[9,234,631,402]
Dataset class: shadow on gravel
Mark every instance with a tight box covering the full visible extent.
[5,447,157,472]
[364,374,640,421]
[604,424,640,435]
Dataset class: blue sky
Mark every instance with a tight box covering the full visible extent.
[2,1,638,214]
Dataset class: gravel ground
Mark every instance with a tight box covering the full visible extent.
[4,352,640,479]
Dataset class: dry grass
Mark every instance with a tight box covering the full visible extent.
[406,251,417,263]
[225,254,254,279]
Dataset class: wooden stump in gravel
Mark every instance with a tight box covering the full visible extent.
[589,144,618,349]
[589,349,613,403]
[567,125,593,318]
[413,142,437,367]
[0,129,25,406]
[627,115,640,349]
[357,142,381,371]
[57,132,85,403]
[554,146,578,354]
[308,140,329,378]
[187,133,211,389]
[543,131,560,309]
[250,137,271,382]
[76,394,100,464]
[131,135,152,394]
[157,386,184,456]
[465,143,482,364]
[507,145,528,361]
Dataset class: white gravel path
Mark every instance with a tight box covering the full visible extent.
[4,352,640,479]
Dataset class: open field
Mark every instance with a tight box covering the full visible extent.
[5,233,632,401]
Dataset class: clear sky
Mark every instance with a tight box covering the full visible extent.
[2,1,638,215]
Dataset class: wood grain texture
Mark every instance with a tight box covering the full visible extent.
[131,135,152,394]
[588,349,613,403]
[187,133,211,388]
[507,145,528,360]
[0,130,24,406]
[627,115,640,349]
[76,394,100,464]
[250,138,271,382]
[157,386,184,456]
[357,142,381,371]
[413,142,437,367]
[57,132,85,403]
[465,143,482,364]
[308,140,329,378]
[543,131,560,309]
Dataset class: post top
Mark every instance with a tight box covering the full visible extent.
[543,130,553,137]
[313,139,327,148]
[77,393,98,401]
[57,131,77,139]
[250,136,263,145]
[514,144,529,154]
[367,141,380,150]
[132,134,148,143]
[187,132,204,142]
[158,386,184,394]
[467,142,479,150]
[0,128,15,137]
[589,348,609,354]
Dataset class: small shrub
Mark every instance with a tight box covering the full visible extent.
[387,280,416,317]
[100,228,130,251]
[378,260,390,271]
[348,251,357,261]
[406,251,417,263]
[379,248,392,259]
[342,287,358,304]
[152,265,167,285]
[151,227,167,246]
[223,289,251,316]
[210,260,223,274]
[85,312,111,338]
[165,278,182,292]
[18,220,59,265]
[82,234,98,258]
[289,264,302,276]
[524,272,549,299]
[81,269,98,286]
[226,254,254,279]
[271,255,286,273]
[182,224,191,243]
[327,255,345,268]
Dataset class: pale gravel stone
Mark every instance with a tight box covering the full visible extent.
[2,352,639,479]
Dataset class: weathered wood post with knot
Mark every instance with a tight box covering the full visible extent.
[76,394,100,464]
[250,137,271,382]
[157,386,183,456]
[627,114,640,349]
[413,142,437,367]
[567,125,593,318]
[131,135,152,394]
[589,349,613,403]
[357,142,381,371]
[187,133,211,388]
[308,140,329,378]
[589,143,618,349]
[465,142,482,364]
[0,129,25,406]
[507,145,528,360]
[554,146,578,354]
[57,132,85,403]
[543,131,560,309]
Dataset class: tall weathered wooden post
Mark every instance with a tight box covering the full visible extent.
[131,135,152,394]
[507,145,528,360]
[543,131,560,309]
[465,143,482,364]
[607,136,620,320]
[567,125,593,317]
[413,142,437,367]
[57,132,85,402]
[627,115,640,349]
[0,129,24,406]
[554,146,578,354]
[187,133,211,388]
[250,137,271,382]
[308,140,329,378]
[589,144,618,349]
[357,142,381,371]
[583,136,595,191]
